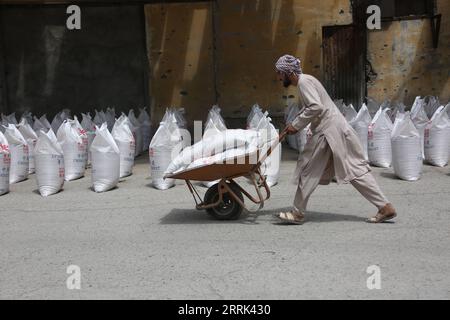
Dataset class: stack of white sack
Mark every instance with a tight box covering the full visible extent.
[349,103,371,160]
[17,118,38,174]
[165,129,260,176]
[368,107,393,167]
[424,105,449,167]
[81,113,96,165]
[91,123,120,192]
[129,109,143,157]
[112,114,136,178]
[149,112,186,190]
[341,103,357,122]
[3,124,29,183]
[248,110,281,187]
[0,131,10,195]
[138,108,152,152]
[201,105,227,187]
[411,96,428,159]
[57,120,87,181]
[34,129,65,196]
[391,112,422,181]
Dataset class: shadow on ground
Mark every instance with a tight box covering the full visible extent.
[160,207,368,225]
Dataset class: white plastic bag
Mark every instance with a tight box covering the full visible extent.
[3,124,29,183]
[349,103,371,160]
[424,105,449,167]
[35,129,65,196]
[128,109,143,157]
[341,103,357,122]
[17,118,38,174]
[90,123,120,192]
[391,112,422,181]
[411,96,428,159]
[255,112,280,187]
[57,120,87,180]
[0,131,10,195]
[81,113,96,165]
[112,114,135,178]
[368,107,393,167]
[247,104,264,129]
[150,117,185,190]
[138,108,152,152]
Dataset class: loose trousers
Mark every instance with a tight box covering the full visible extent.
[293,142,389,213]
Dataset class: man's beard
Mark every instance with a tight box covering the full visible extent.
[283,75,291,88]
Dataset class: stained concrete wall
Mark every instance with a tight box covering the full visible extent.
[0,5,149,117]
[144,2,215,132]
[367,0,450,106]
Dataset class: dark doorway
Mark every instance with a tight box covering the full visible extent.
[322,24,366,108]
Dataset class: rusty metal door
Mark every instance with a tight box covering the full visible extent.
[322,24,366,108]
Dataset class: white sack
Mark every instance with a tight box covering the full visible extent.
[0,131,10,195]
[129,109,143,157]
[247,104,264,129]
[33,116,47,133]
[21,111,34,128]
[81,113,96,165]
[411,96,428,159]
[90,123,120,192]
[105,108,116,132]
[341,103,357,122]
[34,129,65,196]
[138,108,152,152]
[149,117,188,190]
[349,103,371,160]
[424,105,449,167]
[255,112,280,187]
[39,115,52,131]
[93,110,105,127]
[368,107,393,167]
[51,112,65,134]
[391,112,422,181]
[17,118,38,174]
[57,120,87,181]
[3,124,29,183]
[202,105,227,187]
[112,114,135,178]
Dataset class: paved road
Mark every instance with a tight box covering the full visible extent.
[0,148,449,299]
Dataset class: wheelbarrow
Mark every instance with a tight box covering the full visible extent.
[164,129,287,220]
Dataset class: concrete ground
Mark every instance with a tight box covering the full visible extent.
[0,147,449,300]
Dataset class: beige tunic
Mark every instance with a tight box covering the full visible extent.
[291,74,370,185]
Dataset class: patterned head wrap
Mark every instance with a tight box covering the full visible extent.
[275,54,302,75]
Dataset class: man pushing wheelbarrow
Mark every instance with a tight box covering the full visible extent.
[275,54,397,225]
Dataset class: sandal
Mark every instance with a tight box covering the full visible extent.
[277,211,305,225]
[367,203,397,223]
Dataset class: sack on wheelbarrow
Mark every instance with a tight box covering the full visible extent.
[164,129,259,175]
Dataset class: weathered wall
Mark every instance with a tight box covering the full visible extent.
[0,5,149,118]
[215,0,351,124]
[145,0,351,129]
[144,2,215,132]
[367,0,450,106]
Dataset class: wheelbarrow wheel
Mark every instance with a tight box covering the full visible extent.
[204,182,244,220]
